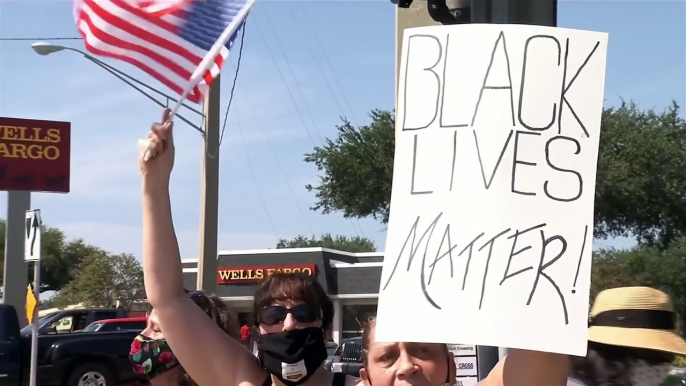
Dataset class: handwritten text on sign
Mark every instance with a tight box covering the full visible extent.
[375,25,607,356]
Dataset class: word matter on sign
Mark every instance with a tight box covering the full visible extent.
[375,24,607,357]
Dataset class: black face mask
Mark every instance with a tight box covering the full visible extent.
[257,327,328,386]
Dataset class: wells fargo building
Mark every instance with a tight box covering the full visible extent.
[181,247,383,344]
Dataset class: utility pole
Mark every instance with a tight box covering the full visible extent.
[394,0,557,377]
[196,75,221,294]
[3,191,30,328]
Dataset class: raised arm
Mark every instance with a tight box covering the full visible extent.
[140,109,267,386]
[481,349,569,386]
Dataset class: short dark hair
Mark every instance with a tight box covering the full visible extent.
[252,272,333,331]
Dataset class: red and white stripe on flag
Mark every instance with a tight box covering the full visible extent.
[135,0,191,15]
[72,0,250,104]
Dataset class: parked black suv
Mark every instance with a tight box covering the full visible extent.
[0,304,142,386]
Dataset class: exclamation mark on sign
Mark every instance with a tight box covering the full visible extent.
[571,225,589,294]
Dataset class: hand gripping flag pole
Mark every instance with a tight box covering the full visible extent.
[139,3,252,162]
[72,0,253,162]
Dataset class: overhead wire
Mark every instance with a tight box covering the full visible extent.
[287,6,355,126]
[285,6,365,237]
[260,7,325,144]
[209,20,247,158]
[299,5,361,126]
[259,7,363,238]
[234,104,280,239]
[249,12,319,147]
[241,84,316,236]
[0,37,83,41]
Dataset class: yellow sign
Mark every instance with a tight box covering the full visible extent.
[26,284,37,324]
[0,126,62,160]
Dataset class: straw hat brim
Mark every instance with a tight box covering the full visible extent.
[589,326,686,356]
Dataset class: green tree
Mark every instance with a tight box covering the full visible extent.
[277,233,376,253]
[591,240,686,325]
[305,102,686,246]
[0,219,101,291]
[590,249,642,302]
[305,109,394,224]
[51,252,145,308]
[595,101,686,247]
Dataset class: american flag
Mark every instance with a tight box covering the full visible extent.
[73,0,254,104]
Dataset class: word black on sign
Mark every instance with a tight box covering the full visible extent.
[375,24,608,357]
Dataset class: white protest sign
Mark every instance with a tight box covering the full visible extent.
[376,24,607,356]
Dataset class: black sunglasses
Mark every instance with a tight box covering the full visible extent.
[258,304,321,326]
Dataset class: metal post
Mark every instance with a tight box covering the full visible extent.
[196,75,221,294]
[491,0,557,26]
[2,191,30,327]
[29,261,40,386]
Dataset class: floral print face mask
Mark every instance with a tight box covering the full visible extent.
[129,334,179,380]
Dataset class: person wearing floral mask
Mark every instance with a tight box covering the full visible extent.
[139,109,357,386]
[569,287,686,386]
[129,290,238,386]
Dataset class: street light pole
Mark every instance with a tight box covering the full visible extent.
[31,43,204,133]
[2,191,30,328]
[196,76,221,294]
[31,41,223,294]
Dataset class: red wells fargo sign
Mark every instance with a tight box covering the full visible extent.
[0,117,71,193]
[217,264,316,285]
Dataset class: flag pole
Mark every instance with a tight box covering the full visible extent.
[29,261,40,386]
[139,87,192,162]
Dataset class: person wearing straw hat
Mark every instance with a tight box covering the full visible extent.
[569,286,686,386]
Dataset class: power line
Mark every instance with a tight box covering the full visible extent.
[0,37,83,41]
[249,12,319,147]
[286,6,365,237]
[241,84,316,236]
[299,5,361,126]
[209,20,247,159]
[234,105,280,239]
[261,7,325,144]
[288,6,355,126]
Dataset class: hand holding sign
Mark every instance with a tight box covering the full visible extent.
[139,109,175,187]
[376,24,608,356]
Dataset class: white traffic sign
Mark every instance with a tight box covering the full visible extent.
[448,344,477,357]
[24,210,41,262]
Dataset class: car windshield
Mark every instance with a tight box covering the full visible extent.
[19,316,47,335]
[81,323,102,332]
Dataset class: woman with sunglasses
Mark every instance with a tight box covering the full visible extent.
[360,316,569,386]
[129,290,239,386]
[140,109,356,386]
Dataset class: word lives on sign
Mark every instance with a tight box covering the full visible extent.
[376,24,607,356]
[25,210,42,262]
[0,117,71,193]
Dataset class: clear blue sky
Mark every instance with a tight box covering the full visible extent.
[0,0,683,259]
